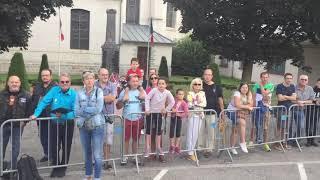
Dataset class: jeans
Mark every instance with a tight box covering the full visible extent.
[289,110,305,139]
[2,126,23,169]
[80,126,105,179]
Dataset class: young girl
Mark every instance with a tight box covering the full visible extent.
[186,78,207,162]
[145,77,175,163]
[169,89,188,154]
[227,82,253,155]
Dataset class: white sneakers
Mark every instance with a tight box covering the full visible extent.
[231,143,249,155]
[239,143,248,153]
[230,147,238,155]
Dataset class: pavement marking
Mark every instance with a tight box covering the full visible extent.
[153,169,168,180]
[297,163,308,180]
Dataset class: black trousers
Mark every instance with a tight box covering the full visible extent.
[306,106,320,141]
[50,120,74,166]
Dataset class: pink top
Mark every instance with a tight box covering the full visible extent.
[146,86,153,94]
[172,99,189,118]
[145,88,175,113]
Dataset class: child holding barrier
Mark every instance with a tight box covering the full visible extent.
[186,78,207,162]
[144,77,175,163]
[169,89,189,154]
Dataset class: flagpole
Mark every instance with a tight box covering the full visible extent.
[58,8,61,76]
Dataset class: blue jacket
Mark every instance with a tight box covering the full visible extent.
[33,86,76,123]
[75,86,105,128]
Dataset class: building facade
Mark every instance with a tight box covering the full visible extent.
[0,0,186,76]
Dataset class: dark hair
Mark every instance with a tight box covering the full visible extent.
[317,78,320,82]
[131,57,139,64]
[157,77,169,85]
[260,71,269,77]
[284,73,293,78]
[203,68,213,75]
[176,88,184,94]
[41,68,52,75]
[149,74,158,80]
[238,82,251,96]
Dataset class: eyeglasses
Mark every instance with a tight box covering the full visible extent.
[150,77,158,80]
[193,83,201,86]
[60,81,70,84]
[300,79,308,81]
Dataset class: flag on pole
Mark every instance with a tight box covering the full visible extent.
[59,9,64,41]
[150,18,154,46]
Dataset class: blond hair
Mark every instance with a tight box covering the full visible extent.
[189,78,203,91]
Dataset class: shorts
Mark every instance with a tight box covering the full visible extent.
[104,122,114,145]
[169,116,182,138]
[124,119,142,141]
[227,110,249,126]
[145,113,163,135]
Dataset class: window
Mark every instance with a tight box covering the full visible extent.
[126,0,140,24]
[70,9,90,50]
[220,59,229,68]
[268,62,286,75]
[166,2,176,28]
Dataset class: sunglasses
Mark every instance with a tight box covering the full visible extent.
[60,81,70,84]
[150,77,158,80]
[193,83,201,86]
[300,79,308,81]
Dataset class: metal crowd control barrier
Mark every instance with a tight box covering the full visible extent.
[288,104,320,152]
[217,106,287,162]
[0,115,123,177]
[122,109,217,172]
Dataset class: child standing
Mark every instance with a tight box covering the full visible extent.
[126,58,142,80]
[169,89,188,154]
[145,78,175,163]
[186,78,207,162]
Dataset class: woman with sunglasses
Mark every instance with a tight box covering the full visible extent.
[146,74,159,94]
[186,78,207,162]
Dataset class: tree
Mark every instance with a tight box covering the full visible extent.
[7,52,29,91]
[164,0,320,81]
[158,56,169,77]
[0,0,73,53]
[172,37,210,76]
[38,54,50,82]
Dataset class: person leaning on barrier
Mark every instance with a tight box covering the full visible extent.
[0,75,31,178]
[75,71,105,180]
[292,75,315,147]
[30,73,76,178]
[227,82,253,155]
[200,68,224,158]
[313,79,320,143]
[274,73,296,151]
[186,78,207,162]
[95,68,117,170]
[30,68,57,163]
[116,74,145,165]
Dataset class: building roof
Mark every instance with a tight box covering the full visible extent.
[122,24,173,45]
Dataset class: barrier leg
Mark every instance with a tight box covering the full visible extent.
[295,139,302,152]
[194,150,199,167]
[112,160,117,176]
[135,154,140,174]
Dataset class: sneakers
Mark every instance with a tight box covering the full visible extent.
[187,154,198,162]
[144,148,150,158]
[247,141,254,149]
[157,148,164,156]
[103,162,112,170]
[159,155,166,163]
[121,156,128,166]
[239,143,248,153]
[230,147,238,155]
[263,144,271,152]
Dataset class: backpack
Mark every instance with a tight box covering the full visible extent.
[17,154,43,180]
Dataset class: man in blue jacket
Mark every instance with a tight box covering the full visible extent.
[31,73,76,178]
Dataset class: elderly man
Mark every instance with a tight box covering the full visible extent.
[0,76,31,178]
[31,69,57,162]
[95,68,117,170]
[287,75,315,148]
[31,73,76,178]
